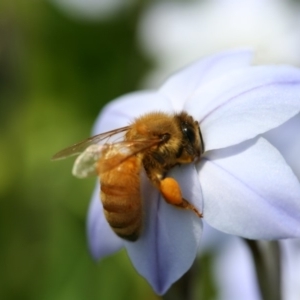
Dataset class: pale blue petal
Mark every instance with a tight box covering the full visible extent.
[264,113,300,179]
[186,66,300,151]
[198,138,300,239]
[125,165,203,295]
[199,222,231,253]
[87,184,123,259]
[159,49,253,111]
[92,91,173,134]
[214,237,262,300]
[281,239,300,299]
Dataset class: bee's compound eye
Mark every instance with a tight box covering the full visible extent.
[181,123,195,144]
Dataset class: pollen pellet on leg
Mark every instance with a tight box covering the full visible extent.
[160,177,183,205]
[159,177,203,218]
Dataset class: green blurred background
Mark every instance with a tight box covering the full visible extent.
[0,1,161,299]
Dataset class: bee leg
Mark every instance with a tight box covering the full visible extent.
[159,177,203,218]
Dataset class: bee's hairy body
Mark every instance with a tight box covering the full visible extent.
[99,111,204,241]
[100,155,142,241]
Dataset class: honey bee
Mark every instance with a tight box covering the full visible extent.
[52,111,204,241]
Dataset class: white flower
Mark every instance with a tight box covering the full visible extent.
[87,49,300,294]
[138,0,300,88]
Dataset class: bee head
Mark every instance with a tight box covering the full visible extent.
[176,112,204,160]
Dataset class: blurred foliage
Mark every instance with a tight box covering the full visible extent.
[0,0,161,299]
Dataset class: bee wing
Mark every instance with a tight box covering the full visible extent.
[72,144,108,178]
[52,126,129,160]
[72,139,161,178]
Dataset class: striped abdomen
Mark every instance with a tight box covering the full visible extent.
[99,156,142,241]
